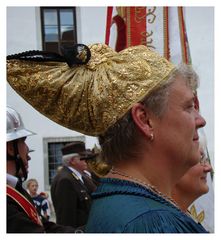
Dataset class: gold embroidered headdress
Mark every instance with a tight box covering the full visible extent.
[7,43,175,136]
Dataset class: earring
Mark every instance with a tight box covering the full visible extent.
[150,133,154,141]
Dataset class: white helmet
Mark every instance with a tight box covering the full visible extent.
[7,106,35,142]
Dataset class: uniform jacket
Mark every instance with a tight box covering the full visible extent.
[51,166,93,228]
[7,181,78,233]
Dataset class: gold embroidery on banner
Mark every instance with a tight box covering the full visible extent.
[135,7,147,23]
[189,204,205,224]
[140,32,148,45]
[146,31,154,46]
[146,7,156,24]
[145,7,157,49]
[163,7,170,60]
[198,211,205,223]
[126,7,131,47]
[116,7,156,49]
[140,31,155,49]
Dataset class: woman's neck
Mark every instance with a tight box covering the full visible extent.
[109,162,173,197]
[172,188,196,212]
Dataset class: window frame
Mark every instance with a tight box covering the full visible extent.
[40,7,77,54]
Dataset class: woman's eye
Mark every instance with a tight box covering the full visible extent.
[185,103,195,111]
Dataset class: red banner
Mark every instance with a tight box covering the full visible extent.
[125,7,147,47]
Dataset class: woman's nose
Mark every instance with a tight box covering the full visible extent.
[27,154,31,161]
[204,162,213,173]
[196,111,206,129]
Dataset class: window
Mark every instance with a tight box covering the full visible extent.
[40,7,77,54]
[43,136,85,190]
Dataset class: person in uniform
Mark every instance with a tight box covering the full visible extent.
[50,141,97,228]
[6,106,80,233]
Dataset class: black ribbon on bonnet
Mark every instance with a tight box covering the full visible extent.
[7,44,91,68]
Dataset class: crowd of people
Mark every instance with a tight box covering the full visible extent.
[6,43,213,233]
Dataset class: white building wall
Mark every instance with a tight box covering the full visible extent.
[7,6,214,192]
[185,7,214,162]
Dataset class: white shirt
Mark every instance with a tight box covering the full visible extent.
[68,166,84,183]
[7,173,18,188]
[83,170,92,178]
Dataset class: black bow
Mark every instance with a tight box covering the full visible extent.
[61,44,91,67]
[7,44,91,68]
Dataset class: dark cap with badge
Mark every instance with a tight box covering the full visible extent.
[61,141,97,160]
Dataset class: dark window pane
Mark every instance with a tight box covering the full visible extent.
[44,26,58,42]
[60,41,76,48]
[48,141,73,185]
[61,26,74,41]
[45,42,59,53]
[44,9,58,25]
[60,9,73,25]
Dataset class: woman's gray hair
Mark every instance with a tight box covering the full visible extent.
[142,64,199,117]
[98,64,199,165]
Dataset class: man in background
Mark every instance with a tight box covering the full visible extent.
[51,141,97,228]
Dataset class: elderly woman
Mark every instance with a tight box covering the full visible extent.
[172,147,212,214]
[7,43,207,233]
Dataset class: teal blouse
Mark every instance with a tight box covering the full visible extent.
[85,178,208,233]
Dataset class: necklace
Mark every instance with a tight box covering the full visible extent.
[110,168,180,210]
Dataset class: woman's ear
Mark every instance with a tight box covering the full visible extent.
[131,103,153,137]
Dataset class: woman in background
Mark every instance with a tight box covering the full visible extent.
[172,147,212,214]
